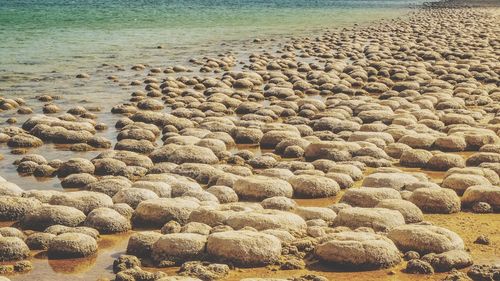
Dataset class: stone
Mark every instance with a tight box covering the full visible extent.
[26,232,56,250]
[315,231,401,270]
[49,191,113,214]
[0,182,24,196]
[409,188,461,214]
[84,207,131,234]
[44,225,99,240]
[168,145,219,164]
[152,233,207,264]
[207,230,281,266]
[362,172,419,191]
[57,158,95,177]
[422,250,473,272]
[21,205,86,231]
[375,199,424,223]
[48,233,97,258]
[333,207,405,232]
[0,237,30,261]
[113,254,141,273]
[400,149,432,168]
[233,175,293,200]
[340,187,401,208]
[288,175,340,198]
[442,174,491,195]
[126,231,162,258]
[112,188,159,209]
[206,185,238,203]
[388,225,464,254]
[405,259,434,274]
[461,185,500,211]
[261,196,297,211]
[178,261,230,281]
[0,196,42,220]
[427,154,466,171]
[133,198,200,226]
[225,209,306,232]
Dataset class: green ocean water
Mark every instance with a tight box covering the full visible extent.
[0,0,430,81]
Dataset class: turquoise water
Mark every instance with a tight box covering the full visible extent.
[0,0,430,81]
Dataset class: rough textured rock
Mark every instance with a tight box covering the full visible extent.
[49,191,113,214]
[409,188,461,214]
[340,187,401,208]
[0,196,42,220]
[233,175,293,200]
[47,233,98,258]
[152,233,207,264]
[362,172,419,191]
[422,250,473,272]
[315,231,401,270]
[207,230,281,266]
[333,207,405,232]
[375,199,424,223]
[21,205,86,230]
[461,185,500,211]
[0,237,30,261]
[225,209,306,232]
[84,207,131,234]
[133,198,200,226]
[442,174,491,195]
[388,225,464,254]
[126,231,162,258]
[288,175,340,198]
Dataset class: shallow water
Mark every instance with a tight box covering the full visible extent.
[0,0,430,96]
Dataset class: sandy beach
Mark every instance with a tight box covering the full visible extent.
[0,0,499,280]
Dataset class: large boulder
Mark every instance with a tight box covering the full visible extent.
[362,173,419,191]
[315,231,401,270]
[84,207,131,234]
[112,188,159,209]
[188,207,236,227]
[20,205,86,231]
[152,233,207,264]
[340,187,401,207]
[333,207,405,232]
[207,230,281,266]
[225,210,306,232]
[409,188,460,214]
[288,175,340,198]
[126,231,162,258]
[421,250,473,272]
[0,237,30,261]
[461,185,500,211]
[0,181,24,196]
[0,196,42,220]
[86,177,132,197]
[47,233,98,258]
[388,225,464,254]
[400,149,432,168]
[375,199,424,223]
[168,145,219,164]
[133,198,200,226]
[233,175,293,200]
[49,191,113,214]
[426,154,465,171]
[57,158,95,177]
[441,173,491,195]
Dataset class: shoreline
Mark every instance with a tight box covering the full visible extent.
[0,0,499,281]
